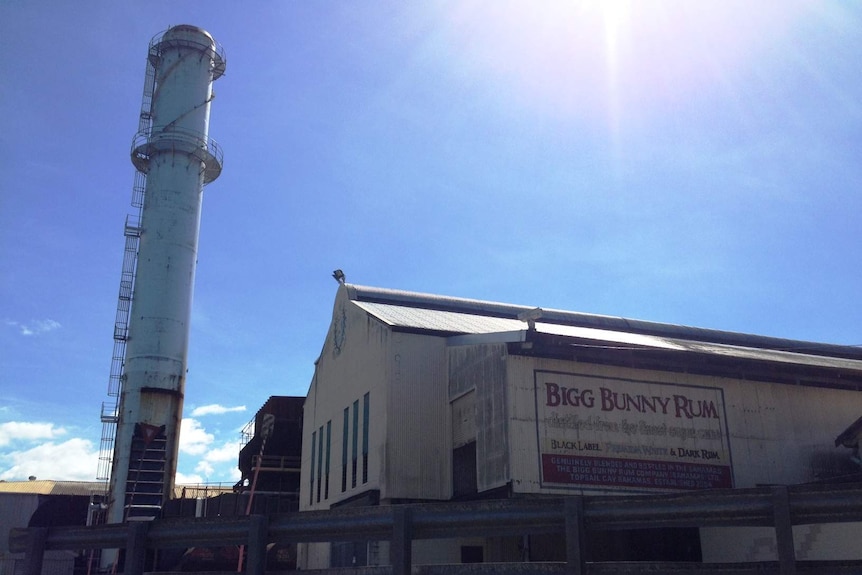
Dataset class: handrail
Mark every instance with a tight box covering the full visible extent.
[149,28,226,81]
[10,482,862,575]
[130,127,223,184]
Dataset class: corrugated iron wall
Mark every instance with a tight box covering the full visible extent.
[504,355,862,494]
[386,331,450,500]
[448,344,509,492]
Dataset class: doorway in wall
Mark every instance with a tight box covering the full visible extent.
[528,527,702,562]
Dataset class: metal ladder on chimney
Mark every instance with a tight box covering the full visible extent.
[124,424,168,519]
[95,43,158,497]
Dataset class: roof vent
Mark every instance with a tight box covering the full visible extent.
[517,307,543,330]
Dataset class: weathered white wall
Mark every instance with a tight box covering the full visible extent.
[505,355,862,494]
[298,290,451,569]
[300,306,862,568]
[386,331,450,500]
[300,287,391,513]
[448,344,509,492]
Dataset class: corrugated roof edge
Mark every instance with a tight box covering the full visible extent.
[0,480,235,497]
[0,480,103,496]
[345,284,862,361]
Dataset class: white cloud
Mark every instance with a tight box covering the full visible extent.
[204,440,242,464]
[195,460,215,478]
[224,466,241,482]
[190,404,246,417]
[0,437,98,481]
[0,419,242,486]
[193,441,243,483]
[177,420,244,484]
[175,470,205,485]
[5,318,62,336]
[179,418,214,456]
[0,421,67,446]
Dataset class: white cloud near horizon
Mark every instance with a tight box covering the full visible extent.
[0,437,98,481]
[175,470,205,485]
[0,421,67,446]
[5,318,62,336]
[178,418,242,483]
[191,454,241,484]
[0,418,244,485]
[190,404,246,417]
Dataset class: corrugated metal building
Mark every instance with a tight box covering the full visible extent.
[0,480,238,575]
[299,283,862,568]
[0,481,100,575]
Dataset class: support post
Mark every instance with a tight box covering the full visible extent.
[124,522,149,575]
[390,506,412,575]
[772,485,796,575]
[23,527,48,575]
[564,497,586,575]
[245,515,269,575]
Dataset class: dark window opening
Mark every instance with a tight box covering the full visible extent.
[527,527,702,562]
[331,541,368,568]
[351,400,359,488]
[324,420,331,500]
[341,408,349,492]
[316,424,323,503]
[362,392,370,484]
[594,527,701,562]
[461,546,483,563]
[452,442,477,498]
[309,431,316,506]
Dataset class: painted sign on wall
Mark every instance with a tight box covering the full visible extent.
[534,370,733,490]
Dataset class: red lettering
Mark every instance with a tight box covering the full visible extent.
[674,395,692,418]
[546,382,561,407]
[600,387,615,411]
[674,395,720,419]
[702,401,719,419]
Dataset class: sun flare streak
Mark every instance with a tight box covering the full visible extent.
[438,0,814,130]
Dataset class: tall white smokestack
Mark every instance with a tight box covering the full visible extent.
[105,24,225,525]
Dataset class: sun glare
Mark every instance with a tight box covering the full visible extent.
[601,0,632,138]
[437,1,812,127]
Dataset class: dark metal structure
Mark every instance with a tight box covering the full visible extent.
[237,396,305,514]
[11,482,862,575]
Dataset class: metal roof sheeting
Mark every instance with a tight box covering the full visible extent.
[0,480,102,496]
[353,301,522,334]
[0,480,233,498]
[535,323,862,370]
[345,284,862,373]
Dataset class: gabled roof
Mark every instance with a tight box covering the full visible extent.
[343,284,862,374]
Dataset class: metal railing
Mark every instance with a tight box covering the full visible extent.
[10,482,862,575]
[130,127,223,184]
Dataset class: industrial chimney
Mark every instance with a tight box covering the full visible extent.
[98,25,225,527]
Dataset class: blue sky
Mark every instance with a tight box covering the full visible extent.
[1,1,861,485]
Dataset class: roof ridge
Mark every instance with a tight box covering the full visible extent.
[345,283,862,361]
